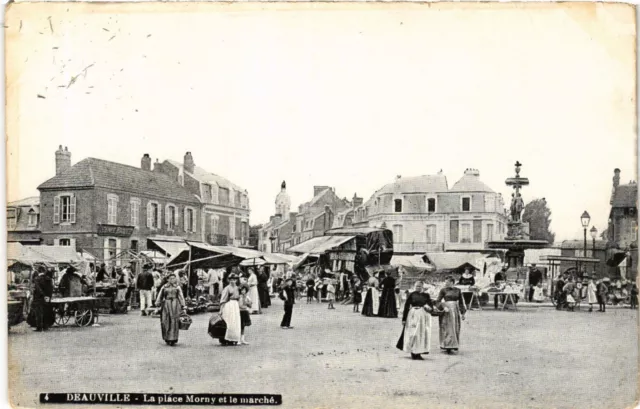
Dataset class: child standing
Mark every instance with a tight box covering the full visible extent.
[306,277,315,304]
[352,279,362,313]
[327,280,336,309]
[238,285,252,345]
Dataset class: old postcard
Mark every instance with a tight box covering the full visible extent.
[4,2,638,409]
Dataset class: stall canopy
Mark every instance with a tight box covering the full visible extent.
[287,235,356,255]
[7,243,53,268]
[29,245,83,264]
[147,236,190,258]
[292,253,320,271]
[166,242,245,270]
[391,255,436,274]
[424,252,489,273]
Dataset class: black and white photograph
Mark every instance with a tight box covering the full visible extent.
[4,2,638,408]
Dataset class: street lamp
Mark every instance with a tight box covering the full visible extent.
[590,226,598,275]
[581,211,591,261]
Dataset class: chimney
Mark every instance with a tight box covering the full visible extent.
[184,152,195,174]
[352,193,363,208]
[153,159,161,172]
[464,168,480,176]
[281,181,286,191]
[55,145,71,175]
[314,185,330,197]
[141,153,151,171]
[611,168,621,204]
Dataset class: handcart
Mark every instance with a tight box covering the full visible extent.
[50,296,111,327]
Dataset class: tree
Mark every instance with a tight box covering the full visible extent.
[522,198,555,244]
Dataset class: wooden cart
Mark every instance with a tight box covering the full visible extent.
[50,297,111,327]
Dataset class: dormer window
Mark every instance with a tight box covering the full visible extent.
[427,197,436,213]
[461,196,471,212]
[27,209,38,227]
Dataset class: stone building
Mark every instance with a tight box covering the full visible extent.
[606,168,638,278]
[351,169,508,254]
[154,152,251,247]
[7,196,42,244]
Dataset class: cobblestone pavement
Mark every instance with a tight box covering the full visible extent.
[8,299,638,409]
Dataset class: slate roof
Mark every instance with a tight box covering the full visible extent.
[611,184,637,208]
[377,175,449,195]
[38,158,200,204]
[165,160,246,192]
[7,196,40,207]
[450,171,495,193]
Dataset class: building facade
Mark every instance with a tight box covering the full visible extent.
[36,146,248,262]
[7,196,42,244]
[155,153,251,247]
[258,183,351,252]
[351,169,508,254]
[605,168,638,278]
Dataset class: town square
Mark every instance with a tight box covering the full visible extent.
[4,3,638,409]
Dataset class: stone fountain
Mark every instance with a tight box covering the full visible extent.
[487,162,548,269]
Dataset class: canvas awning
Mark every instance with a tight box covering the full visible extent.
[607,251,628,267]
[287,235,356,255]
[391,255,436,273]
[147,237,190,258]
[26,245,83,264]
[7,243,54,267]
[166,242,245,270]
[424,252,488,272]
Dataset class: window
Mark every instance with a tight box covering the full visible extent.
[166,205,176,230]
[235,191,242,208]
[130,240,138,252]
[462,197,471,212]
[27,210,38,227]
[184,207,197,233]
[219,188,230,206]
[130,199,140,227]
[392,224,404,243]
[211,217,219,235]
[473,220,482,243]
[427,198,436,213]
[426,224,437,244]
[54,194,76,224]
[450,220,459,243]
[461,223,471,243]
[147,202,160,229]
[107,194,118,224]
[59,238,71,246]
[486,224,494,241]
[7,209,16,229]
[394,199,403,213]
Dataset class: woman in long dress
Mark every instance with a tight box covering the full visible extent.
[396,281,434,360]
[247,269,262,314]
[378,272,398,318]
[587,277,598,312]
[219,273,242,345]
[362,275,380,317]
[436,276,466,354]
[155,274,186,346]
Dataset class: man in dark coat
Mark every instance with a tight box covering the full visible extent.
[257,267,271,308]
[528,264,543,302]
[280,278,296,329]
[555,273,567,310]
[32,268,54,331]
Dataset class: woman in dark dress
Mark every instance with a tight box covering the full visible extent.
[436,276,467,354]
[155,274,186,346]
[257,267,271,309]
[378,272,398,318]
[396,281,434,360]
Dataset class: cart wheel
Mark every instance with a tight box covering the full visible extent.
[55,309,70,326]
[74,309,94,327]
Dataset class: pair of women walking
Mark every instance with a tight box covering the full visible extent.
[396,277,467,360]
[156,273,253,346]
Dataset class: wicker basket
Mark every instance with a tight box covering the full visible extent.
[178,314,192,330]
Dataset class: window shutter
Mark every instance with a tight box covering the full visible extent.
[192,209,197,233]
[184,208,188,232]
[147,202,152,228]
[174,207,179,227]
[53,196,60,224]
[158,205,162,228]
[70,196,77,224]
[165,205,170,226]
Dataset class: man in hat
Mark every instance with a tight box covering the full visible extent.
[280,278,296,329]
[493,267,507,309]
[137,264,155,316]
[31,266,54,331]
[597,278,609,312]
[528,264,543,302]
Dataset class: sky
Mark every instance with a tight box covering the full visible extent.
[5,2,637,242]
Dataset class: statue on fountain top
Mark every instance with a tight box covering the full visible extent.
[510,192,524,223]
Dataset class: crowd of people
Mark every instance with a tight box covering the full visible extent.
[554,272,638,312]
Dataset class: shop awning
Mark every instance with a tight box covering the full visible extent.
[391,255,436,273]
[167,242,246,270]
[147,237,190,258]
[287,235,356,255]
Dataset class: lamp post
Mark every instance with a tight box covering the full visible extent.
[580,211,591,272]
[590,226,598,275]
